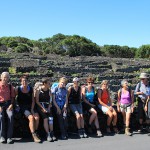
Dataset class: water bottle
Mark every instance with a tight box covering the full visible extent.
[48,117,53,125]
[63,111,67,119]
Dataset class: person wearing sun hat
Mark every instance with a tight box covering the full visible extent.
[135,72,150,133]
[68,77,87,138]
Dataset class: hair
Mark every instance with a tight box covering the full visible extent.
[59,77,68,85]
[100,80,108,87]
[86,76,95,83]
[1,72,10,79]
[20,75,28,81]
[121,79,128,87]
[33,81,43,93]
[41,77,50,84]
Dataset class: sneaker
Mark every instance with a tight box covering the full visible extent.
[83,131,88,138]
[78,129,83,138]
[0,137,5,143]
[50,131,57,141]
[32,133,41,143]
[97,130,102,137]
[146,126,150,133]
[61,134,67,140]
[7,138,13,144]
[47,132,53,142]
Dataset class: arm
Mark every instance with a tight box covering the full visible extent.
[63,90,68,113]
[52,92,61,114]
[134,83,143,95]
[8,86,15,111]
[117,90,121,112]
[31,92,35,114]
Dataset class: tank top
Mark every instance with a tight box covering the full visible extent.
[69,86,81,104]
[85,87,95,103]
[101,89,109,105]
[39,89,50,103]
[17,86,33,106]
[120,90,131,104]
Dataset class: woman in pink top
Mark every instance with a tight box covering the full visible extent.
[117,79,134,136]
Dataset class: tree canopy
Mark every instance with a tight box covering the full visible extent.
[0,34,149,58]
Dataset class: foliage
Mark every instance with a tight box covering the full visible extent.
[136,45,150,58]
[0,34,150,58]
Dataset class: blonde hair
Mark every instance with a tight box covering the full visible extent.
[86,76,94,83]
[100,80,108,87]
[59,77,68,85]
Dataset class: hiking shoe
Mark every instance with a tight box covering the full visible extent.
[97,130,102,137]
[106,127,111,134]
[61,135,67,140]
[82,129,88,138]
[125,128,132,136]
[7,138,13,144]
[78,129,83,138]
[32,133,41,143]
[113,126,119,134]
[146,126,150,133]
[0,137,5,143]
[47,132,53,142]
[50,131,57,141]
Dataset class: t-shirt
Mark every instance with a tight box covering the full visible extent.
[53,87,67,109]
[0,81,15,102]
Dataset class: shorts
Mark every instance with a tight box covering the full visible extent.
[82,102,94,112]
[98,104,110,114]
[120,103,132,113]
[70,103,83,115]
[37,103,52,119]
[20,105,38,117]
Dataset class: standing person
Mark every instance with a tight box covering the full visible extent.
[97,80,118,134]
[135,72,150,132]
[52,77,68,140]
[0,72,15,144]
[35,78,56,142]
[144,84,150,136]
[117,80,134,136]
[16,75,41,143]
[82,77,102,137]
[68,77,87,138]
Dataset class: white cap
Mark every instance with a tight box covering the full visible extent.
[73,77,79,82]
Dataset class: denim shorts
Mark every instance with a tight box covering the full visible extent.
[69,103,83,115]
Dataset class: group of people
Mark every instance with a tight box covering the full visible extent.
[0,71,150,144]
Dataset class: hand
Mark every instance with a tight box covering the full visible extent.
[91,104,95,108]
[0,106,3,113]
[63,107,67,113]
[109,106,113,112]
[57,107,61,115]
[131,105,134,113]
[7,104,13,111]
[117,107,121,112]
[42,108,47,113]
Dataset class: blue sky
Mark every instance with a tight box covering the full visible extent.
[0,0,150,48]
